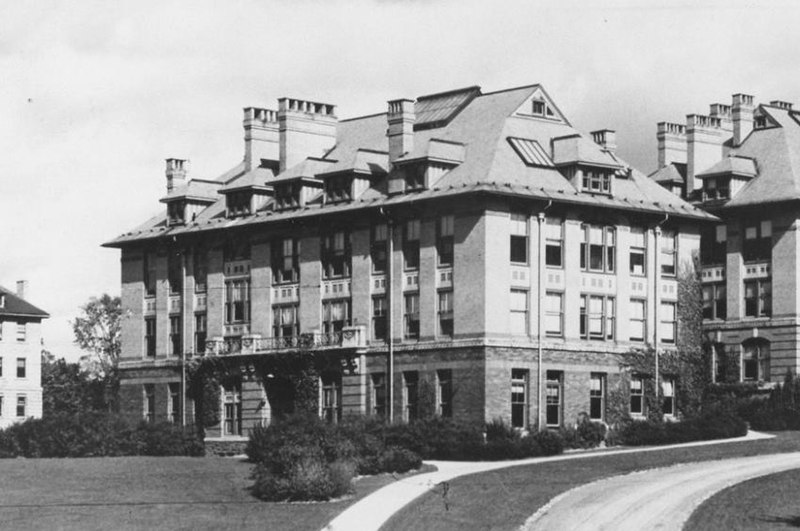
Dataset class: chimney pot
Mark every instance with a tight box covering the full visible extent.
[732,93,756,147]
[243,107,279,171]
[165,158,188,192]
[590,129,616,153]
[277,97,338,172]
[387,98,415,164]
[16,280,27,300]
[770,100,793,110]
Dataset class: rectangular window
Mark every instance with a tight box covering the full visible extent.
[225,279,251,324]
[545,292,563,337]
[403,220,420,270]
[168,252,182,295]
[662,379,676,417]
[16,358,25,379]
[580,295,615,340]
[193,248,208,293]
[438,290,454,338]
[0,358,3,377]
[168,383,180,423]
[273,304,299,338]
[630,299,647,342]
[546,371,563,427]
[195,313,207,355]
[545,217,563,267]
[580,225,615,273]
[372,297,387,342]
[660,301,677,344]
[582,169,611,194]
[322,231,351,279]
[15,322,25,342]
[272,238,299,284]
[145,318,156,357]
[701,225,727,265]
[629,227,646,276]
[438,215,455,267]
[630,377,644,416]
[275,182,301,210]
[404,294,420,340]
[511,369,528,429]
[371,373,386,417]
[0,395,3,417]
[661,230,677,276]
[169,316,182,356]
[743,220,772,262]
[325,175,353,203]
[405,164,426,191]
[371,224,388,274]
[744,280,771,318]
[322,299,351,334]
[702,284,727,320]
[510,213,528,264]
[16,395,26,418]
[590,373,606,421]
[403,371,419,422]
[223,383,242,436]
[510,290,528,335]
[321,373,342,424]
[437,369,453,418]
[144,252,157,296]
[144,384,155,422]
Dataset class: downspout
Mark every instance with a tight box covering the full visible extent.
[380,207,395,423]
[653,214,669,411]
[537,200,553,430]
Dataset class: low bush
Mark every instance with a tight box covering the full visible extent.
[251,456,355,502]
[560,418,607,449]
[0,413,203,458]
[611,409,746,446]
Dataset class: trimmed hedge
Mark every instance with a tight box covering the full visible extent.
[0,413,204,458]
[610,409,746,446]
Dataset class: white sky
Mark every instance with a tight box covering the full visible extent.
[2,0,800,360]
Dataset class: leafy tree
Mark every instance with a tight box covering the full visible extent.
[41,352,105,416]
[71,294,122,411]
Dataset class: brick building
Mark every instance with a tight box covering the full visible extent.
[652,94,800,383]
[104,83,712,446]
[0,281,47,428]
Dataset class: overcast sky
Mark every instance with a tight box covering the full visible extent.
[2,0,799,360]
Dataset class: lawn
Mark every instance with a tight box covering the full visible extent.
[0,456,411,531]
[686,467,800,530]
[382,432,800,531]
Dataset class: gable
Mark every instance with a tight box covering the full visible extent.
[511,86,569,125]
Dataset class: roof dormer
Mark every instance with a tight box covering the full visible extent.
[697,155,757,204]
[551,134,623,195]
[389,139,465,194]
[512,86,568,124]
[317,149,389,204]
[218,169,274,218]
[160,159,219,225]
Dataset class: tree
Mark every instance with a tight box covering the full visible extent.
[71,294,122,411]
[41,352,105,416]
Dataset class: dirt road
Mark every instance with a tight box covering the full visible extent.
[523,451,800,531]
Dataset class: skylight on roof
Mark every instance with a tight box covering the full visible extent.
[507,137,554,167]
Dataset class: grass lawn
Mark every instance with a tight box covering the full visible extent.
[0,456,419,531]
[382,432,800,531]
[686,467,800,530]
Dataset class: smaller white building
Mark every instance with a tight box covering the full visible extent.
[0,281,47,428]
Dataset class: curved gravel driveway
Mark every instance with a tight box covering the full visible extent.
[523,451,800,531]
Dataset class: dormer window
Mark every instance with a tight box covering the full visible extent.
[325,175,353,203]
[703,177,730,201]
[276,182,301,210]
[755,115,767,129]
[582,169,612,194]
[227,191,251,217]
[167,201,186,225]
[405,164,426,191]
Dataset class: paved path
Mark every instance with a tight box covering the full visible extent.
[523,451,800,531]
[322,431,773,531]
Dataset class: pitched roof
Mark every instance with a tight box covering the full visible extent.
[0,286,48,318]
[649,163,686,185]
[217,167,275,194]
[104,83,713,248]
[696,156,757,179]
[722,106,800,207]
[160,179,222,203]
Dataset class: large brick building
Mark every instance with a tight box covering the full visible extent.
[0,281,47,428]
[651,94,800,384]
[104,84,712,445]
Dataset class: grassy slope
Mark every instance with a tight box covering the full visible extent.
[0,456,410,531]
[382,432,800,531]
[686,467,800,531]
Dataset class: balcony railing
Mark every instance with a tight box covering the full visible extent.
[203,325,367,356]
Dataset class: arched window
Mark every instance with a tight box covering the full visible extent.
[742,339,770,382]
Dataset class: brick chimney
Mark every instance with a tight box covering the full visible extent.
[165,158,187,192]
[387,99,415,164]
[243,107,279,172]
[277,98,337,172]
[770,100,793,111]
[709,103,733,135]
[16,280,27,300]
[686,114,725,192]
[656,122,687,168]
[732,93,755,147]
[590,129,616,154]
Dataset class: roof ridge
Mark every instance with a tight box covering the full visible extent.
[339,111,387,123]
[480,84,539,97]
[416,85,481,102]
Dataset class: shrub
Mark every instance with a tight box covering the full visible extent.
[250,456,356,502]
[614,409,746,446]
[532,429,565,456]
[378,446,422,474]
